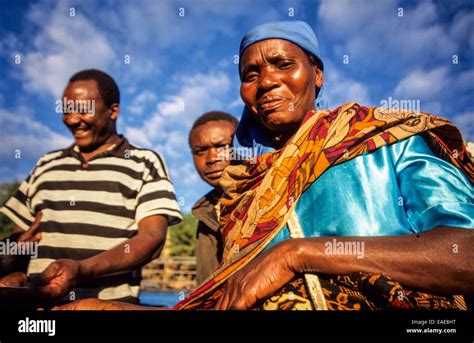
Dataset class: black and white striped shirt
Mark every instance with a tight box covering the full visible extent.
[1,136,182,302]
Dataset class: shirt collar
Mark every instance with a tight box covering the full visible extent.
[192,188,222,232]
[63,135,130,160]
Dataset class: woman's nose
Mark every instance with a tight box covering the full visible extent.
[258,68,279,90]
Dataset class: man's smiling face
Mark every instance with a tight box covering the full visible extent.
[240,39,323,134]
[62,80,117,152]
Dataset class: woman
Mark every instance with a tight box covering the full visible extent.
[175,21,474,310]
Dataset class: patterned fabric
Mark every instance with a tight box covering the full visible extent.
[260,274,467,310]
[265,134,474,249]
[174,103,473,310]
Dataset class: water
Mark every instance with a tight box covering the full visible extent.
[139,291,186,308]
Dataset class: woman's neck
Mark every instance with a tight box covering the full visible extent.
[271,109,318,149]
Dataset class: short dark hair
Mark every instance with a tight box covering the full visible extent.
[188,111,239,146]
[68,69,120,107]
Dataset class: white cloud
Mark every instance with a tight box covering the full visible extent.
[105,0,271,53]
[19,1,115,97]
[449,10,474,50]
[323,63,372,108]
[174,161,201,187]
[229,97,244,109]
[452,111,474,142]
[125,72,231,151]
[0,106,71,164]
[318,0,395,36]
[394,66,448,99]
[318,0,457,68]
[392,66,473,115]
[124,127,153,148]
[126,90,158,116]
[453,69,474,92]
[154,130,189,159]
[171,160,207,212]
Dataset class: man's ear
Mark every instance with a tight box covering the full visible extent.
[110,103,120,121]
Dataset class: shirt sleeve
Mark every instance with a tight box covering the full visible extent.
[134,151,183,226]
[1,175,36,231]
[389,135,474,233]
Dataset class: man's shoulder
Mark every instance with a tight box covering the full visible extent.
[125,140,165,163]
[192,189,221,210]
[35,146,72,167]
[123,138,170,178]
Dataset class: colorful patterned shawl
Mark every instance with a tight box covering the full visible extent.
[175,102,473,310]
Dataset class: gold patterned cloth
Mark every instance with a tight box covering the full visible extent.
[260,274,467,310]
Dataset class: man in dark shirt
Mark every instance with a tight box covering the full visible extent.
[188,111,238,284]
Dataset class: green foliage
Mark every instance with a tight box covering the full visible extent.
[0,181,20,240]
[169,214,197,256]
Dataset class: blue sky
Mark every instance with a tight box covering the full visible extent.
[0,0,472,212]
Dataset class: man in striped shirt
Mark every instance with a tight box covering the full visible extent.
[0,69,182,304]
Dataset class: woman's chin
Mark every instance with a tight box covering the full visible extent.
[263,115,298,132]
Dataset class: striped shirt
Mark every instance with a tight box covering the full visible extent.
[1,136,182,302]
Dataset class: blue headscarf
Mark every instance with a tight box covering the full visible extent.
[234,21,325,155]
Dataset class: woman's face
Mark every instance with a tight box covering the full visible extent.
[240,39,323,133]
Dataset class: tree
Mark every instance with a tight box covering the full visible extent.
[0,181,20,240]
[168,214,197,256]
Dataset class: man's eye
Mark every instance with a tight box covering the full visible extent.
[77,107,90,115]
[194,150,205,156]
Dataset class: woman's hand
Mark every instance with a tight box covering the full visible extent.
[51,298,129,310]
[215,239,303,310]
[50,298,166,310]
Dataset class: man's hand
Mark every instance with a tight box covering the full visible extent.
[215,240,300,310]
[37,259,81,299]
[13,211,43,243]
[35,215,167,300]
[0,272,28,287]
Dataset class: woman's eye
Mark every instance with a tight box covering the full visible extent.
[244,72,258,82]
[277,61,294,70]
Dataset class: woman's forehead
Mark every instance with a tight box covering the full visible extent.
[241,39,306,63]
